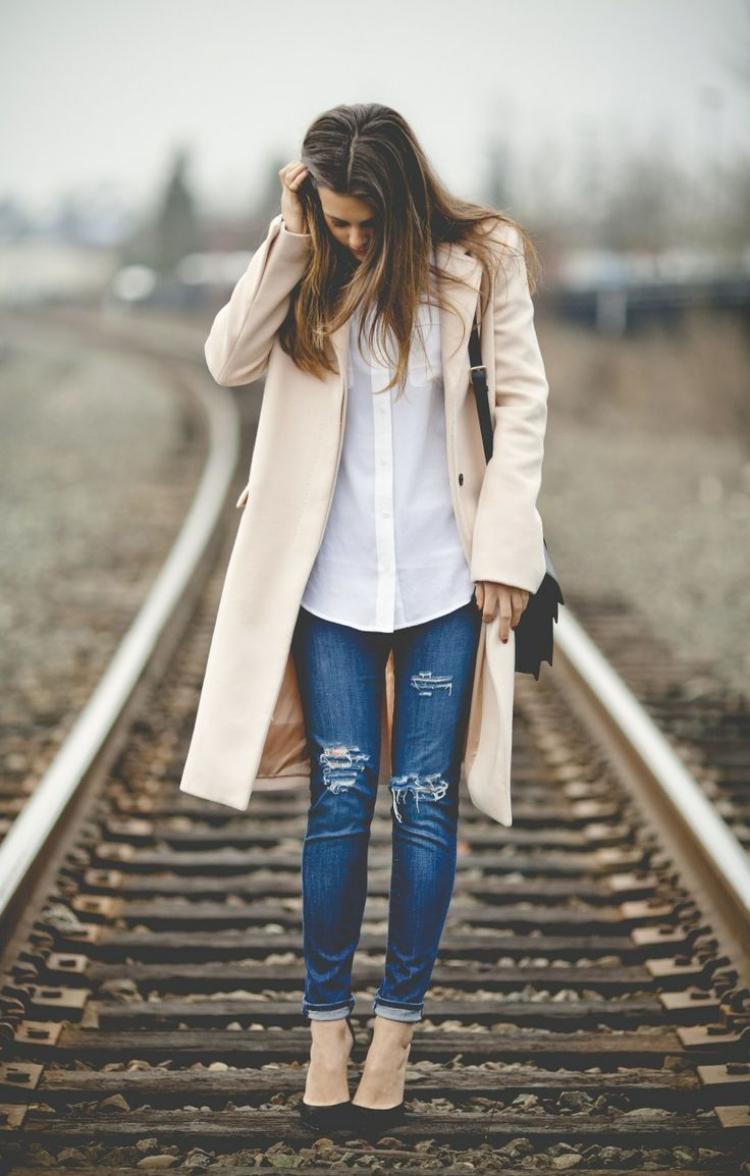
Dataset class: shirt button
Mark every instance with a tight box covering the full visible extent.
[458,473,464,485]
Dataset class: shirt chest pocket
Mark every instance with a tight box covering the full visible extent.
[408,335,441,389]
[407,360,440,388]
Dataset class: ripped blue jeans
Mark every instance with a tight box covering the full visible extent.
[290,597,483,1023]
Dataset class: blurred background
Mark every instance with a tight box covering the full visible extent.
[1,0,749,814]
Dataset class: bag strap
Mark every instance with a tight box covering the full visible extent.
[469,308,493,463]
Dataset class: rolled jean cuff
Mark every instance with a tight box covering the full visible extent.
[372,998,423,1023]
[302,998,355,1021]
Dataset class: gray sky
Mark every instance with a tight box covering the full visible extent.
[2,0,749,217]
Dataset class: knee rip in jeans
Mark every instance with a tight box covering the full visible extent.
[319,743,370,793]
[389,772,450,823]
[410,670,453,697]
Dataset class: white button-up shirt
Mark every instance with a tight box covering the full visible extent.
[300,261,475,632]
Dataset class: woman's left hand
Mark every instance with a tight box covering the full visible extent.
[473,581,530,643]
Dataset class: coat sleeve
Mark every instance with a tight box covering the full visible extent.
[469,223,549,594]
[204,212,312,387]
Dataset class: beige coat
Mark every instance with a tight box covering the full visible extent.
[179,212,549,826]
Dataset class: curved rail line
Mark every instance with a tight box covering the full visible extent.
[552,609,750,980]
[0,315,239,936]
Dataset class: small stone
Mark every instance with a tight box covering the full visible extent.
[136,1138,159,1154]
[498,1136,534,1158]
[99,1093,130,1112]
[624,1106,672,1119]
[26,1150,56,1167]
[511,1092,539,1110]
[558,1091,592,1112]
[598,1147,624,1163]
[673,1145,698,1162]
[310,1136,336,1152]
[185,1154,212,1170]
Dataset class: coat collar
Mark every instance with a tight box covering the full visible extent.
[328,240,485,411]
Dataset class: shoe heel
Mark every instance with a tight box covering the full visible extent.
[349,1099,406,1133]
[298,1097,352,1132]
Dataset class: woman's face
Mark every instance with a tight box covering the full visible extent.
[317,186,377,263]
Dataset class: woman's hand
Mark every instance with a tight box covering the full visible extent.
[279,160,310,235]
[473,581,529,643]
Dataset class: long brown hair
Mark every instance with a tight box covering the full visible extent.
[279,102,541,397]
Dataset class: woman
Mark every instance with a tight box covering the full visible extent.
[179,103,550,1134]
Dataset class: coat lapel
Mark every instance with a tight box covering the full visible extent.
[435,240,485,418]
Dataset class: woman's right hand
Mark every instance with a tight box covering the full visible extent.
[279,160,310,235]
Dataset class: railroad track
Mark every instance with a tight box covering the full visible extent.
[1,312,749,1174]
[0,312,207,850]
[563,590,750,856]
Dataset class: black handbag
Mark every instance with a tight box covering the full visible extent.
[469,308,564,678]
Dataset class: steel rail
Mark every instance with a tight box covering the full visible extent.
[0,359,239,933]
[553,607,750,977]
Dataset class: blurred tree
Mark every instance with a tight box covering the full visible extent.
[0,195,32,241]
[152,146,204,275]
[484,133,514,211]
[599,141,693,252]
